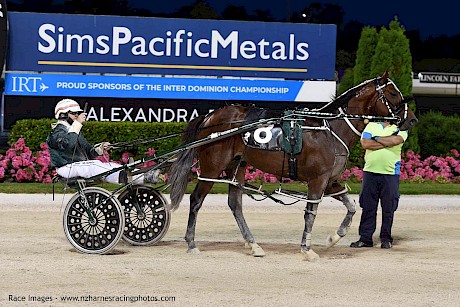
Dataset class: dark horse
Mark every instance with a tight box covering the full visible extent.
[169,71,418,261]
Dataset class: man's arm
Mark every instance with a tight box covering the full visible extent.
[361,135,404,150]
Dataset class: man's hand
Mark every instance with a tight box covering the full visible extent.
[76,113,87,123]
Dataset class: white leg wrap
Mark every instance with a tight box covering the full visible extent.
[326,231,342,248]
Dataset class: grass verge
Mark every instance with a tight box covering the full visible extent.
[0,181,459,195]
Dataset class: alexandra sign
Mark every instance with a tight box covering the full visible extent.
[7,12,336,80]
[418,72,460,84]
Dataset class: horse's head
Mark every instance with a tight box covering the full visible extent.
[348,71,418,131]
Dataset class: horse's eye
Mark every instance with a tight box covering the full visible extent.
[389,92,397,97]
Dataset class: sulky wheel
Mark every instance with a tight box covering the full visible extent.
[118,185,170,246]
[63,187,124,254]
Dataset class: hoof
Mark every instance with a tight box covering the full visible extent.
[252,246,266,257]
[187,248,200,254]
[326,232,342,248]
[245,242,266,257]
[301,249,320,262]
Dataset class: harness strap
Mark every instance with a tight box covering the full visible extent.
[339,108,361,137]
[301,121,350,155]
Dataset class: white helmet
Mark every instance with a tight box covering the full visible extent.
[54,99,83,119]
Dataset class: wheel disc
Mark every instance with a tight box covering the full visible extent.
[63,187,124,254]
[118,185,170,246]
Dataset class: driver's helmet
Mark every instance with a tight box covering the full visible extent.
[54,99,83,119]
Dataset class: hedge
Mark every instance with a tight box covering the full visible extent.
[9,111,459,166]
[416,111,460,159]
[9,119,187,160]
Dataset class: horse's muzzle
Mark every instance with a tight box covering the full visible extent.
[400,117,418,131]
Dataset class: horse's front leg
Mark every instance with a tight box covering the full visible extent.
[326,192,356,248]
[301,201,321,262]
[185,181,213,254]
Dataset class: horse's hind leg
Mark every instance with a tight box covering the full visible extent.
[228,185,265,257]
[228,165,265,257]
[325,184,356,248]
[185,180,214,254]
[301,178,330,261]
[301,201,321,261]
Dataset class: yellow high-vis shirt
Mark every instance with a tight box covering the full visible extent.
[361,122,408,175]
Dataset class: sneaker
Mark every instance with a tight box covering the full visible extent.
[145,169,161,184]
[381,241,393,249]
[350,240,373,248]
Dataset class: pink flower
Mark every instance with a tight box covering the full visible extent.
[121,152,130,164]
[35,157,49,167]
[11,156,23,169]
[42,175,52,183]
[143,160,156,168]
[13,138,26,151]
[400,172,408,180]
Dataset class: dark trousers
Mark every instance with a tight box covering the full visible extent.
[358,171,400,244]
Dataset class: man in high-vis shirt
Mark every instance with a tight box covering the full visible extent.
[350,121,408,249]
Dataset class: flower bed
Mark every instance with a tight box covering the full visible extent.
[1,139,458,184]
[340,150,460,183]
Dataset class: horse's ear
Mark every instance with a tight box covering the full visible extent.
[403,96,414,103]
[382,70,391,79]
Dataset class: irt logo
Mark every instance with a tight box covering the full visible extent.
[10,76,46,93]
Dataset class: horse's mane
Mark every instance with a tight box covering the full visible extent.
[314,77,376,113]
[206,77,377,120]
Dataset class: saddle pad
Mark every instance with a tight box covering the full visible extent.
[242,125,284,151]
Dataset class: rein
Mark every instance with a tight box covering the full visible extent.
[109,132,183,149]
[109,119,248,150]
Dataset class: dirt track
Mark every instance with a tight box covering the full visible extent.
[1,193,459,306]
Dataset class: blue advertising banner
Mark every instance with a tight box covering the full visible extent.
[7,12,336,80]
[0,0,7,78]
[4,73,336,102]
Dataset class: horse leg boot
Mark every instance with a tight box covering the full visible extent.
[228,171,265,257]
[326,193,356,248]
[185,181,213,254]
[301,202,320,262]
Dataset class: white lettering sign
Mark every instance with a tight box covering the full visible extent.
[37,25,310,61]
[85,107,207,122]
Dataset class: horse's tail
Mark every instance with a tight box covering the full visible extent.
[168,115,206,211]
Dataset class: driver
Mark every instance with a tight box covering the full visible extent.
[46,99,159,184]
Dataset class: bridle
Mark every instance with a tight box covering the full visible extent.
[334,77,407,137]
[374,78,408,125]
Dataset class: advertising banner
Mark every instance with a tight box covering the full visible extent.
[5,72,336,102]
[0,0,7,79]
[417,72,460,84]
[7,12,336,80]
[2,96,313,129]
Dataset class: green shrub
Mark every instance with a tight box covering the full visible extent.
[417,111,460,158]
[347,142,364,169]
[9,119,187,160]
[10,111,458,165]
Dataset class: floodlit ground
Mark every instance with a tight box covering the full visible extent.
[1,193,459,306]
